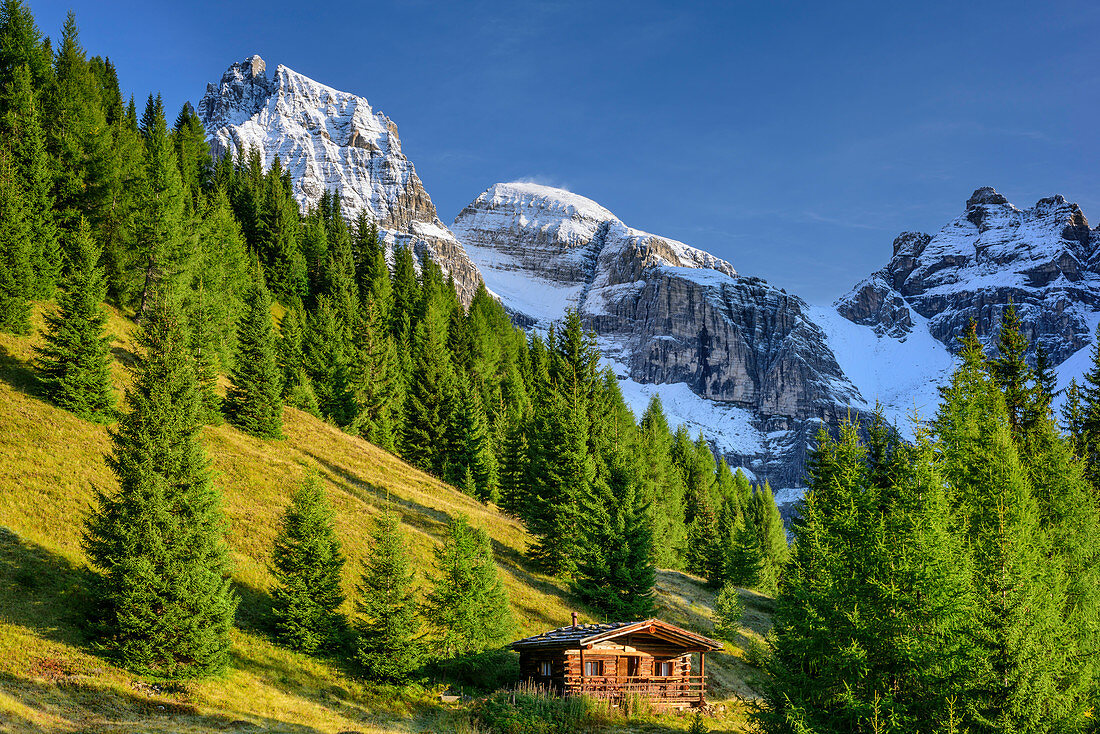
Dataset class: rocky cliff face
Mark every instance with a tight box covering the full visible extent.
[454,182,867,486]
[198,56,482,304]
[838,187,1100,363]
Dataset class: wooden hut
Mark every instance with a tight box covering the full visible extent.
[512,614,723,708]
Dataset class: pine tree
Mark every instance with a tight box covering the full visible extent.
[303,296,357,427]
[270,475,346,654]
[0,148,33,333]
[423,516,515,659]
[350,299,399,450]
[399,296,456,475]
[936,325,1069,733]
[989,301,1032,438]
[83,288,236,677]
[1078,323,1100,490]
[759,420,979,733]
[355,511,422,682]
[638,396,688,568]
[712,582,744,642]
[134,94,188,320]
[224,264,283,438]
[1062,378,1085,456]
[3,62,59,296]
[188,284,223,425]
[257,163,307,299]
[448,374,497,502]
[276,299,320,416]
[46,12,112,236]
[0,1,51,107]
[750,484,789,596]
[35,217,115,422]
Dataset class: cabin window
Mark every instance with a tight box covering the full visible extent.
[584,660,603,676]
[539,661,552,677]
[656,661,674,676]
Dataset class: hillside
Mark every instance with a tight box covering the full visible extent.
[0,304,767,734]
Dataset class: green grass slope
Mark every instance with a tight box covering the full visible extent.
[0,304,767,733]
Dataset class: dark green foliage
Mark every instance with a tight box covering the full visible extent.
[270,475,345,654]
[224,265,283,438]
[759,418,978,733]
[134,94,188,320]
[303,296,357,427]
[83,288,236,678]
[355,511,421,682]
[276,299,320,416]
[399,295,456,474]
[35,217,115,422]
[423,516,515,659]
[989,301,1031,436]
[0,147,33,333]
[3,62,59,295]
[573,480,656,620]
[712,583,743,642]
[1079,323,1100,491]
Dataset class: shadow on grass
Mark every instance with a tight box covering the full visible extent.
[0,670,332,734]
[0,343,44,399]
[0,526,93,651]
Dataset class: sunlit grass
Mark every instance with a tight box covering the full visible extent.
[0,302,764,733]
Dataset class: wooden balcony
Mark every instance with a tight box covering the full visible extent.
[562,675,706,707]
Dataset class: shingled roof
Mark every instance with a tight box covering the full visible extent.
[512,618,722,651]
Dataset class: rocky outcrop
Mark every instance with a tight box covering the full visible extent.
[198,56,482,304]
[454,182,866,486]
[837,188,1100,363]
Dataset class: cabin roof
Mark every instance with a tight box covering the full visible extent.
[511,618,723,652]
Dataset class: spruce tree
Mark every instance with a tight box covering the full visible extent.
[3,62,59,296]
[448,374,497,502]
[188,284,223,425]
[35,217,115,422]
[712,582,744,642]
[277,299,320,416]
[759,420,979,733]
[989,301,1032,437]
[224,264,283,438]
[399,296,456,475]
[351,299,399,450]
[936,325,1068,733]
[1078,323,1100,490]
[423,516,515,659]
[356,511,422,682]
[1062,377,1085,456]
[303,296,357,427]
[750,484,789,596]
[83,288,236,677]
[134,94,188,320]
[0,148,34,333]
[270,475,346,654]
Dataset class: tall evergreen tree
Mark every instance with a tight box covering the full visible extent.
[423,516,515,659]
[3,62,59,295]
[355,511,422,682]
[224,264,283,438]
[270,475,346,654]
[937,324,1069,733]
[989,301,1032,437]
[35,217,115,422]
[83,288,236,677]
[0,148,33,333]
[759,420,979,733]
[277,299,319,416]
[134,94,188,320]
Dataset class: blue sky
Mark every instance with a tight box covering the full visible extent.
[28,0,1100,304]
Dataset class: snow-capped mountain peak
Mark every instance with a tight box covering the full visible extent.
[198,55,483,303]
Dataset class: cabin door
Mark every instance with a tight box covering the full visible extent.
[621,656,640,678]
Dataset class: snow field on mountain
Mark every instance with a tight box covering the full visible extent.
[811,305,955,438]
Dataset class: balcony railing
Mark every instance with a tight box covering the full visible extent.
[562,675,705,704]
